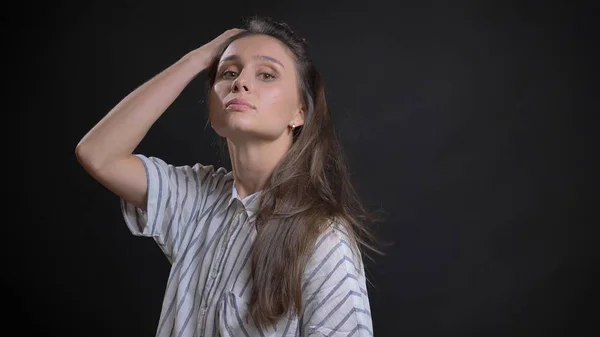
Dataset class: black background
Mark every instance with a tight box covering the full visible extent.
[13,0,596,336]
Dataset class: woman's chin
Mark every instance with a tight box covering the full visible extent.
[219,120,253,134]
[215,122,258,140]
[216,124,282,143]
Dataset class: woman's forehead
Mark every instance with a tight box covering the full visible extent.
[220,35,294,67]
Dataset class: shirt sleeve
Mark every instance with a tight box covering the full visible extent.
[301,224,374,337]
[120,154,228,263]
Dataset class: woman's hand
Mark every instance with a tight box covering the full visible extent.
[185,28,245,72]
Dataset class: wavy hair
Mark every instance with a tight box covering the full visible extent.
[205,16,385,329]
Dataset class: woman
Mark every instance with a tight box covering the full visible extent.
[76,16,381,337]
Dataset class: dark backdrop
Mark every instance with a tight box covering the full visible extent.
[13,0,595,336]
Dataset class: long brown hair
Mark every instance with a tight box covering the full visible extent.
[206,16,385,329]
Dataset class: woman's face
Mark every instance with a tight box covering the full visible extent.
[209,34,304,142]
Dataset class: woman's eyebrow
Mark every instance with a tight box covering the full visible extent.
[220,54,285,68]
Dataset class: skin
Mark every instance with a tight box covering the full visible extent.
[75,29,302,211]
[208,34,305,199]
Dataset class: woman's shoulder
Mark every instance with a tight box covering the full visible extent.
[310,219,363,264]
[134,154,233,182]
[131,154,235,200]
[318,218,357,245]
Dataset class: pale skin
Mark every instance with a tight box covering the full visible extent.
[210,34,305,198]
[75,28,304,210]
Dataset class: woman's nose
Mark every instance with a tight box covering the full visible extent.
[231,76,250,92]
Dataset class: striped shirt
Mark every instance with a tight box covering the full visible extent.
[120,154,374,337]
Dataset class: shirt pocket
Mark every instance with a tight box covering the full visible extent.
[216,291,297,337]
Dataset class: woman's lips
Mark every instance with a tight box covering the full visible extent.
[225,98,255,111]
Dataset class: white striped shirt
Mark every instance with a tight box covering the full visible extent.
[120,154,374,337]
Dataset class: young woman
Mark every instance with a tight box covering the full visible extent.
[76,16,381,337]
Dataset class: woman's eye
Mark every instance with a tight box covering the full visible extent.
[260,73,275,80]
[222,71,237,78]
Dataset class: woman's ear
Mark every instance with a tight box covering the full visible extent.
[293,108,305,127]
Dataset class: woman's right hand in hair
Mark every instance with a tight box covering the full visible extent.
[185,28,245,71]
[76,27,243,210]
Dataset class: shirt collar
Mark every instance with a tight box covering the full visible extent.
[229,182,262,217]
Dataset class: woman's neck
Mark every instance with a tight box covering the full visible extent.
[227,136,292,199]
